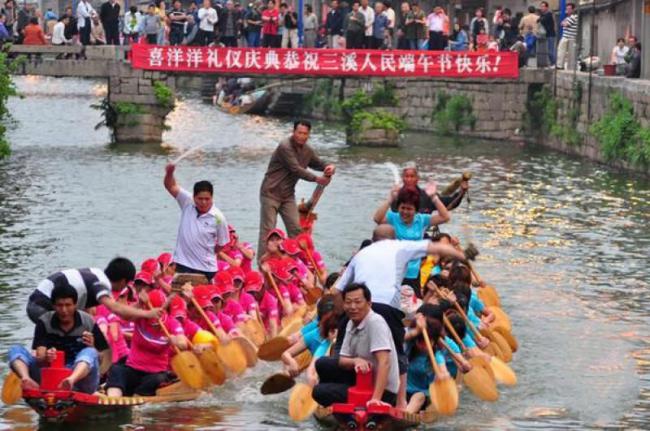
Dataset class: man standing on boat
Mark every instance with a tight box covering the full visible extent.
[164,163,230,281]
[257,120,335,260]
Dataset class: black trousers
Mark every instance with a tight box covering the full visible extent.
[333,303,407,374]
[346,31,364,49]
[428,30,444,50]
[80,18,91,45]
[313,357,397,407]
[106,360,170,396]
[104,22,120,45]
[221,35,237,47]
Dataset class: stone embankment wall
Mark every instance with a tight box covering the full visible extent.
[284,69,550,141]
[279,69,648,174]
[108,69,176,144]
[549,72,650,173]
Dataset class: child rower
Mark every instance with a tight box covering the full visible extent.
[185,285,233,343]
[95,287,131,365]
[218,225,255,273]
[244,270,280,338]
[295,232,328,285]
[105,290,190,397]
[230,267,259,320]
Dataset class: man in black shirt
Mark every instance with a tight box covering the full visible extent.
[538,1,556,65]
[99,0,120,45]
[168,0,187,45]
[326,0,344,48]
[8,284,109,393]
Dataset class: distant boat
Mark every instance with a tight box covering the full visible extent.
[216,89,272,115]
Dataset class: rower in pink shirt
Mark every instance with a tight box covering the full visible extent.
[187,285,232,343]
[244,271,280,338]
[272,259,305,307]
[296,232,328,285]
[218,225,256,274]
[169,295,201,341]
[239,271,261,319]
[215,271,248,324]
[105,290,188,397]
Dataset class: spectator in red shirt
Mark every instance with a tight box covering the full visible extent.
[23,17,47,45]
[262,0,280,47]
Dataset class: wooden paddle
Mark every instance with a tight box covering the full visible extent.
[480,328,513,363]
[298,172,331,229]
[488,306,512,332]
[195,346,226,386]
[1,371,22,405]
[232,335,258,367]
[422,326,458,416]
[258,336,292,361]
[241,318,266,346]
[448,302,517,386]
[188,296,247,375]
[263,270,300,327]
[288,383,318,421]
[494,325,519,352]
[442,316,498,401]
[468,264,501,307]
[261,372,295,395]
[297,239,324,283]
[152,308,206,390]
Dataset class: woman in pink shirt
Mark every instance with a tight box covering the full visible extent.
[236,269,260,320]
[218,226,255,274]
[295,232,328,285]
[187,285,233,343]
[215,271,247,324]
[244,273,280,338]
[105,290,188,397]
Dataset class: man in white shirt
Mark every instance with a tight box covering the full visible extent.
[76,0,94,45]
[164,163,230,281]
[426,6,444,50]
[52,16,70,45]
[122,6,142,45]
[197,0,218,46]
[382,0,395,48]
[334,224,466,408]
[359,0,374,48]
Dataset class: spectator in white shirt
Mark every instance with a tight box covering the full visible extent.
[426,6,444,50]
[197,0,218,46]
[122,6,142,45]
[76,0,94,45]
[382,0,395,48]
[359,0,374,48]
[52,16,71,45]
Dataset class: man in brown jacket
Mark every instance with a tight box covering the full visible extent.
[258,120,335,260]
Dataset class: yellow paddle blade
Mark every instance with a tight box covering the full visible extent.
[489,306,512,332]
[490,357,517,386]
[288,383,318,421]
[1,372,22,405]
[243,319,266,346]
[482,329,513,363]
[294,350,313,372]
[420,406,438,424]
[469,356,495,382]
[217,340,247,375]
[233,336,258,367]
[429,377,458,416]
[279,317,303,337]
[198,348,226,386]
[484,285,501,304]
[258,336,291,361]
[477,288,499,307]
[494,326,519,352]
[171,351,206,389]
[462,366,499,402]
[261,373,295,395]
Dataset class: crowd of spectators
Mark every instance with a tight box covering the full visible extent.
[0,0,642,76]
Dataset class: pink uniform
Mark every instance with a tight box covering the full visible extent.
[239,242,254,273]
[238,292,258,315]
[280,282,304,305]
[200,310,236,334]
[182,319,201,341]
[299,249,326,274]
[96,305,129,363]
[258,291,279,329]
[223,299,247,324]
[127,316,184,373]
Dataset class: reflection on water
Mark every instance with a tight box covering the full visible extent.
[1,76,649,430]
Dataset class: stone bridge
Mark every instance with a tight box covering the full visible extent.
[9,45,552,144]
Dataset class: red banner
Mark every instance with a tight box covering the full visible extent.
[130,44,519,79]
